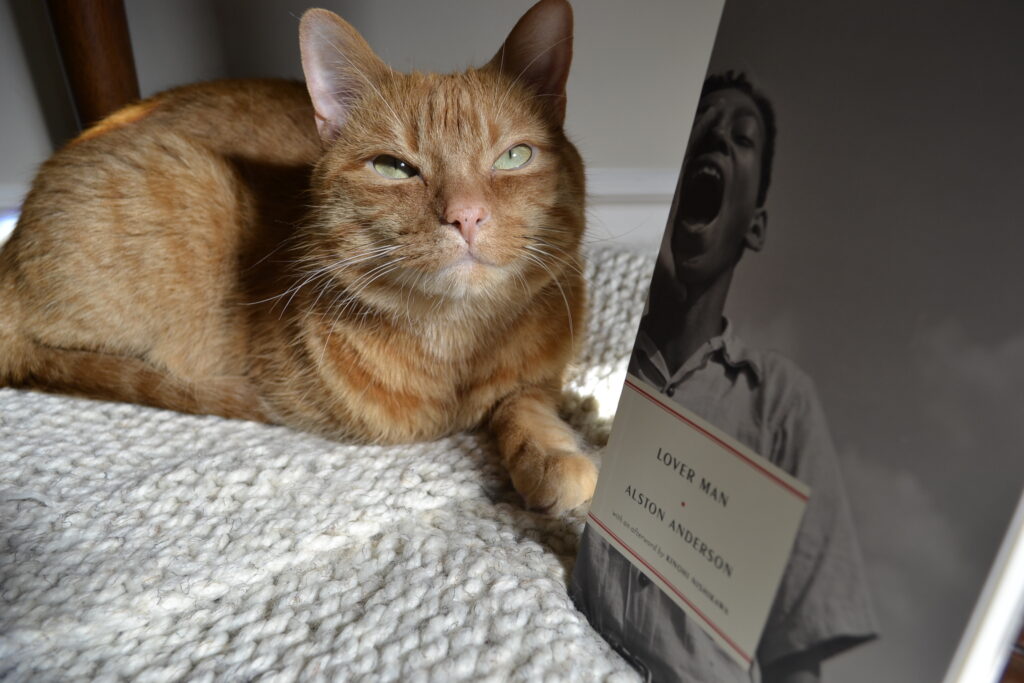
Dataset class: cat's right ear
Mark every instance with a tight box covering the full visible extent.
[486,0,574,125]
[299,9,388,142]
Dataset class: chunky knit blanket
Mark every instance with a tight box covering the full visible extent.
[0,245,652,682]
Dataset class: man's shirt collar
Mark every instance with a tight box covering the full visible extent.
[633,317,763,390]
[718,319,763,382]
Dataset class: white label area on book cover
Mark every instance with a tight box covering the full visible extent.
[588,375,809,668]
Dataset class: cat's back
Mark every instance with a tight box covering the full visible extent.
[72,79,320,164]
[1,79,322,386]
[17,78,322,234]
[13,78,322,265]
[19,79,321,229]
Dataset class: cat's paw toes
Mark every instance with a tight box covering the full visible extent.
[511,448,598,516]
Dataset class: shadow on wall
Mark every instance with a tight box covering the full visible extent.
[7,0,79,147]
[210,0,371,80]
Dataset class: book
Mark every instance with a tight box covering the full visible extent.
[571,1,1024,681]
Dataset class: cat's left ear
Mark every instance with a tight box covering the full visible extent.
[299,9,390,142]
[486,0,574,125]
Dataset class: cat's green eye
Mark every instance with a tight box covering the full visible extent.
[372,155,419,179]
[493,144,533,171]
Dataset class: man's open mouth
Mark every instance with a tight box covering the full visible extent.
[677,161,724,227]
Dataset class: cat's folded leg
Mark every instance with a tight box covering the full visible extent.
[490,386,598,515]
[14,343,268,423]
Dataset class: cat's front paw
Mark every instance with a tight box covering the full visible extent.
[509,447,598,515]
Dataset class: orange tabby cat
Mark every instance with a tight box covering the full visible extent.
[0,0,597,514]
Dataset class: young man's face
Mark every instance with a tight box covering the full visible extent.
[666,87,768,285]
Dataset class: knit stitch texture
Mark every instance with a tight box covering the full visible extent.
[0,245,653,682]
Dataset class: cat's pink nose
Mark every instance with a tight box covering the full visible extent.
[445,203,490,245]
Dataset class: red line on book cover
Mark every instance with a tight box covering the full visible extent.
[624,378,809,502]
[588,511,753,664]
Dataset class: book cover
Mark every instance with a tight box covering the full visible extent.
[571,1,1024,681]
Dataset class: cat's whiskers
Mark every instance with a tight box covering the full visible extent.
[398,270,418,327]
[509,267,531,302]
[528,224,577,241]
[252,244,398,316]
[306,244,401,312]
[581,205,645,246]
[321,254,407,324]
[524,239,583,281]
[317,257,407,366]
[519,249,575,347]
[243,266,330,309]
[287,244,394,294]
[243,231,306,273]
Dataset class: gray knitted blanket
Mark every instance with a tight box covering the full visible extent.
[0,245,652,682]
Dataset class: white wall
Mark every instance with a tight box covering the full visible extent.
[0,0,724,250]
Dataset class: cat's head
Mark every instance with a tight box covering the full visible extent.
[297,0,584,313]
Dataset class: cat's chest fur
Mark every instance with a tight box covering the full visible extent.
[262,285,580,444]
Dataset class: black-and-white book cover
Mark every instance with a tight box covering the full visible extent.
[571,1,1024,681]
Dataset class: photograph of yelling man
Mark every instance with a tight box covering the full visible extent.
[572,73,877,683]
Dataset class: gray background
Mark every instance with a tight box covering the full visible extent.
[703,1,1024,680]
[0,0,722,214]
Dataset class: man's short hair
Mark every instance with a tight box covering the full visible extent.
[700,71,777,207]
